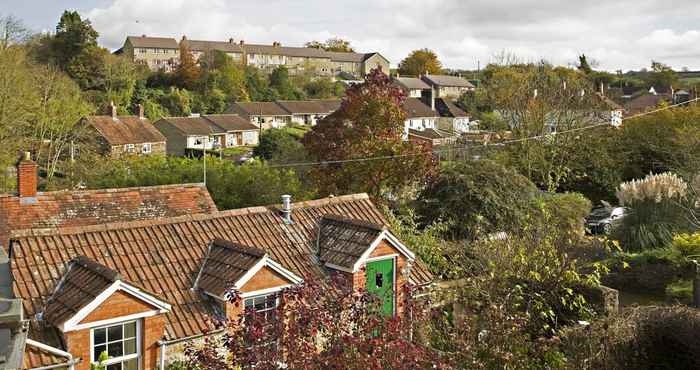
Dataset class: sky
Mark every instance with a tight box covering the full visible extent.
[4,0,700,72]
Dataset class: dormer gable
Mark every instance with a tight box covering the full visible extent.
[42,256,171,333]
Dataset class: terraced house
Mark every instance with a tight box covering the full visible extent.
[1,157,432,369]
[117,36,389,78]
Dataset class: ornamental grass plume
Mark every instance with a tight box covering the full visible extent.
[616,172,688,206]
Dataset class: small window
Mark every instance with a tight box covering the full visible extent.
[124,144,135,153]
[141,143,152,154]
[375,272,383,288]
[92,321,139,369]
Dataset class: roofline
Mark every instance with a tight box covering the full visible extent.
[8,193,371,238]
[0,183,209,200]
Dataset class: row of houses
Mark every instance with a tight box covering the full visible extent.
[0,155,433,369]
[117,35,390,78]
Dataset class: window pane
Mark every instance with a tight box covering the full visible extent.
[94,328,106,345]
[124,322,137,338]
[108,341,123,357]
[108,325,123,342]
[124,358,138,370]
[106,364,121,370]
[93,345,106,362]
[124,338,137,355]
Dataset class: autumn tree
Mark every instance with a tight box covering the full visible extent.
[174,42,201,89]
[302,69,435,197]
[305,37,355,52]
[397,48,442,76]
[185,276,447,369]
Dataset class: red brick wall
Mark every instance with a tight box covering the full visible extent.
[17,159,38,198]
[224,266,293,323]
[63,291,166,370]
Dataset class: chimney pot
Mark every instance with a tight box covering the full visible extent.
[17,152,38,199]
[239,40,244,45]
[281,195,293,224]
[141,34,146,38]
[229,38,234,43]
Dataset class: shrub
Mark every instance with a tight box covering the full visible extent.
[672,232,700,257]
[530,192,592,245]
[614,172,693,250]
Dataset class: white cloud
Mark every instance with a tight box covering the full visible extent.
[78,0,700,71]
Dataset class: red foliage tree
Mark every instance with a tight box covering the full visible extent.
[302,68,436,197]
[184,275,449,369]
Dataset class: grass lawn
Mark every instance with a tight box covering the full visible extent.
[221,146,255,157]
[283,125,311,139]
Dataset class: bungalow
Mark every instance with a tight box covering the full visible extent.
[81,105,166,158]
[394,76,431,98]
[276,100,341,126]
[421,74,475,99]
[225,102,292,129]
[6,176,432,369]
[154,114,259,156]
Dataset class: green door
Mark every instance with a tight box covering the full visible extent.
[365,258,395,316]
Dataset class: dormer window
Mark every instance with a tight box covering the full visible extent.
[91,320,139,370]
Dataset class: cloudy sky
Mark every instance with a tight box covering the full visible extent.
[6,0,700,71]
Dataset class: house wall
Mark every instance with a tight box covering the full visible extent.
[362,54,390,75]
[63,291,166,370]
[253,115,291,129]
[153,121,188,156]
[241,131,259,145]
[126,41,179,71]
[109,141,166,158]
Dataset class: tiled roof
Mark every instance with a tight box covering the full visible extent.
[422,75,475,88]
[276,100,339,115]
[395,77,431,90]
[0,183,217,249]
[126,36,179,49]
[409,128,455,140]
[435,98,469,118]
[403,98,439,119]
[86,116,166,146]
[43,257,122,326]
[322,51,372,63]
[182,39,243,54]
[317,215,385,270]
[317,99,343,112]
[10,194,433,365]
[195,239,266,298]
[225,102,291,117]
[595,93,624,111]
[242,44,329,59]
[624,94,668,114]
[202,114,259,132]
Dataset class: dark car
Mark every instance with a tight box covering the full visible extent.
[585,205,627,235]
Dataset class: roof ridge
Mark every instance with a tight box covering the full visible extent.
[9,193,371,238]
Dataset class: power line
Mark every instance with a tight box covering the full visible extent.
[266,97,700,169]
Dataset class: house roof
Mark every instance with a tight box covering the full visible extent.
[422,75,475,88]
[621,86,644,96]
[435,98,469,118]
[276,100,338,115]
[624,94,668,114]
[403,98,439,118]
[594,93,624,111]
[126,36,179,49]
[226,102,291,117]
[182,39,243,54]
[395,77,431,91]
[242,44,329,59]
[317,215,385,270]
[409,128,456,140]
[322,51,373,63]
[10,193,432,368]
[42,257,129,326]
[0,183,217,249]
[317,99,343,112]
[86,116,166,146]
[203,115,259,132]
[194,239,266,298]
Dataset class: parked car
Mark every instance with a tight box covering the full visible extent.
[585,203,628,235]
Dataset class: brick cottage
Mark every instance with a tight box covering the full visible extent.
[2,155,432,369]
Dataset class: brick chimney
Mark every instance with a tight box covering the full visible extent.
[17,152,38,199]
[239,40,245,45]
[229,38,234,44]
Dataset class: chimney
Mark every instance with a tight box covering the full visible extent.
[137,104,145,119]
[281,195,293,224]
[239,40,245,45]
[110,102,117,120]
[229,38,234,44]
[599,82,605,96]
[430,87,436,111]
[182,35,187,41]
[17,152,38,200]
[141,34,146,38]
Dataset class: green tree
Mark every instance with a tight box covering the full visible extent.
[577,54,593,74]
[647,60,678,87]
[397,49,442,76]
[244,66,274,101]
[303,69,435,197]
[51,10,99,67]
[174,42,201,89]
[269,65,301,100]
[253,128,307,163]
[305,37,355,52]
[416,159,538,241]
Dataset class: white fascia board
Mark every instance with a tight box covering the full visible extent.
[238,284,294,299]
[351,230,416,273]
[233,255,303,291]
[60,280,171,333]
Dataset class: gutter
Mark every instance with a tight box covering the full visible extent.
[26,338,78,370]
[157,328,226,370]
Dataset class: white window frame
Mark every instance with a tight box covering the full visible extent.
[141,143,152,154]
[243,292,280,321]
[124,144,135,153]
[90,319,141,369]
